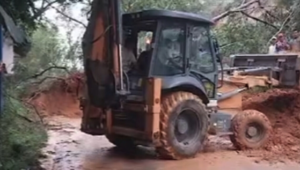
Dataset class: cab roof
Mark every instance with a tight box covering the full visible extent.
[123,9,214,25]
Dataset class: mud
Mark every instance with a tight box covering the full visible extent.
[27,73,84,118]
[33,76,300,169]
[242,88,300,163]
[40,117,300,170]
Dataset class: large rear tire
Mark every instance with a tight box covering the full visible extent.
[156,92,209,160]
[230,109,272,150]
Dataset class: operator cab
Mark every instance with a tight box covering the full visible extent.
[122,10,219,103]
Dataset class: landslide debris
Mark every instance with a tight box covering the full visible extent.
[27,73,84,118]
[242,88,300,163]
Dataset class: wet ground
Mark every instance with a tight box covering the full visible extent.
[40,117,300,170]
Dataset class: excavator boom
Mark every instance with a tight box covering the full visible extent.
[82,0,122,108]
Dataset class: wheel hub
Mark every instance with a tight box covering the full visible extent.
[176,117,189,134]
[247,126,258,137]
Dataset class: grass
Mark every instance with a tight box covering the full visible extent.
[0,96,47,170]
[246,86,271,94]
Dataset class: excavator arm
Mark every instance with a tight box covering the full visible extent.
[82,0,123,108]
[81,0,123,134]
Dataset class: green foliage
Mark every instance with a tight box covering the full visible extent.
[215,22,275,58]
[122,0,205,13]
[0,89,47,170]
[14,26,65,76]
[0,0,83,32]
[0,25,71,169]
[0,1,36,31]
[10,27,82,103]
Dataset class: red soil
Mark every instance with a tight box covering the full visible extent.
[27,73,84,118]
[242,88,300,163]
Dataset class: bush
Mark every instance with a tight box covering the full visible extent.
[0,94,47,170]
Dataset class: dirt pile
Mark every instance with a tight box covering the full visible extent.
[242,88,300,163]
[28,73,84,118]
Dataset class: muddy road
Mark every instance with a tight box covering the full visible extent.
[39,117,300,170]
[31,77,300,170]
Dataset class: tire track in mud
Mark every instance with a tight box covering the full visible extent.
[38,117,300,170]
[40,119,83,170]
[33,75,300,169]
[39,117,159,170]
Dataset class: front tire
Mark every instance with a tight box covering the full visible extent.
[156,92,209,160]
[230,110,272,150]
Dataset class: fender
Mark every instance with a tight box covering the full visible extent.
[161,76,209,104]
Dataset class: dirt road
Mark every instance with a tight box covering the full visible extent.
[39,117,300,170]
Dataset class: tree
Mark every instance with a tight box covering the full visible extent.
[0,0,83,32]
[211,0,300,58]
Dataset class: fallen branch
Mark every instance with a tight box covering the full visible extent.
[26,66,69,80]
[213,0,260,22]
[11,66,70,97]
[32,76,65,85]
[240,11,279,30]
[261,8,280,21]
[17,113,34,123]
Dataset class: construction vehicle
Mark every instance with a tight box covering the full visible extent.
[79,0,295,160]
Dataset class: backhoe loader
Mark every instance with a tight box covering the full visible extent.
[80,0,274,160]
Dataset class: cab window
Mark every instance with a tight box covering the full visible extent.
[189,25,215,73]
[151,22,185,76]
[137,31,153,55]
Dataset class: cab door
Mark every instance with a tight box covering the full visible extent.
[186,24,218,99]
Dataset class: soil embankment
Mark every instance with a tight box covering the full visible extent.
[27,73,84,118]
[242,88,300,163]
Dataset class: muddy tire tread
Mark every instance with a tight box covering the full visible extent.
[230,109,272,150]
[156,92,208,160]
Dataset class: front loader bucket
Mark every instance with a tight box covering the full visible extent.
[229,54,299,86]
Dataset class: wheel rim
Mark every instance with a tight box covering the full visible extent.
[245,122,265,143]
[174,109,201,144]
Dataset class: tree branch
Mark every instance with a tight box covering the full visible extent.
[33,76,65,85]
[261,8,280,21]
[240,11,279,30]
[266,2,300,44]
[31,0,60,20]
[26,66,70,80]
[27,0,37,14]
[50,6,87,28]
[213,0,260,22]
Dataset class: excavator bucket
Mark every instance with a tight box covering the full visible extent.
[229,54,299,86]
